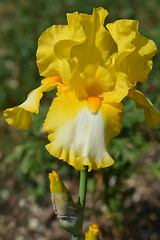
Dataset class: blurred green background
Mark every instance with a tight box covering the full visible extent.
[0,0,160,239]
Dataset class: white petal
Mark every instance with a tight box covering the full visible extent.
[47,107,114,171]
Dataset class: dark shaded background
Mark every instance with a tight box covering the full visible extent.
[0,0,160,239]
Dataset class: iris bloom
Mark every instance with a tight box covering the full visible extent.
[4,8,160,171]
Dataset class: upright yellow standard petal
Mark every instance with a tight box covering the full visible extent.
[64,8,118,100]
[36,17,86,78]
[107,20,157,84]
[36,8,157,104]
[3,78,60,129]
[43,90,123,171]
[128,89,160,127]
[69,7,115,68]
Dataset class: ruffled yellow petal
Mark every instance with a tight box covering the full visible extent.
[65,8,118,100]
[102,67,133,103]
[107,20,157,84]
[3,77,60,129]
[43,90,123,171]
[36,8,157,104]
[36,8,120,101]
[36,16,86,78]
[69,7,116,68]
[128,89,160,127]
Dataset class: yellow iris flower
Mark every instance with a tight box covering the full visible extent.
[3,7,160,171]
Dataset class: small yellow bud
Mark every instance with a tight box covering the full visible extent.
[85,223,101,240]
[49,171,82,236]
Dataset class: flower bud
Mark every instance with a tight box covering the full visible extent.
[85,223,101,240]
[49,171,82,235]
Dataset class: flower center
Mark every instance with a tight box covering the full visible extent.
[87,96,101,114]
[85,81,107,97]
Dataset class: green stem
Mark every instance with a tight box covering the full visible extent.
[78,166,88,209]
[72,166,88,240]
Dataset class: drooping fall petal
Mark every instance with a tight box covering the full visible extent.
[3,77,61,129]
[44,90,123,171]
[128,88,160,127]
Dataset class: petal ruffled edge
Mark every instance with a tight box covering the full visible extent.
[43,90,123,171]
[36,15,86,78]
[3,77,61,130]
[107,19,157,84]
[128,88,160,127]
